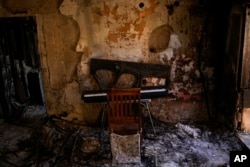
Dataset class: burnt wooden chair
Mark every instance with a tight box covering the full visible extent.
[106,88,142,136]
[106,88,142,164]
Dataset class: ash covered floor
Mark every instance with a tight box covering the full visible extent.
[0,106,247,167]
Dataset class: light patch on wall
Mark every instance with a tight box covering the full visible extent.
[159,48,173,63]
[170,57,177,81]
[168,34,182,48]
[159,34,182,63]
[183,61,194,72]
[168,82,182,96]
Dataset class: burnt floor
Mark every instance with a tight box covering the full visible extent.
[0,106,247,167]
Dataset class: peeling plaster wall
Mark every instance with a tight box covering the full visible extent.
[0,0,216,124]
[59,0,212,123]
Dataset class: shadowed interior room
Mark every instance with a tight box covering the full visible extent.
[1,0,250,166]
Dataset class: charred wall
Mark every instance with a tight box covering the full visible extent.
[0,0,240,126]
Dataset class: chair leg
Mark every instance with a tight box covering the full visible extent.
[99,103,107,140]
[141,101,156,135]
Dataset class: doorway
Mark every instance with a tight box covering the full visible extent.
[0,16,45,122]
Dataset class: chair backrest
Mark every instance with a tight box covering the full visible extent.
[106,88,142,135]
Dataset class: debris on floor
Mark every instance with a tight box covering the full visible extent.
[0,107,247,166]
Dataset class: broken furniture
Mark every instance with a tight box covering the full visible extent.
[106,88,142,164]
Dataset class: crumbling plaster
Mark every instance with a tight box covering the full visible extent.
[0,0,214,124]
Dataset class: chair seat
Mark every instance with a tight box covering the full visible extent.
[110,133,141,164]
[110,123,140,135]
